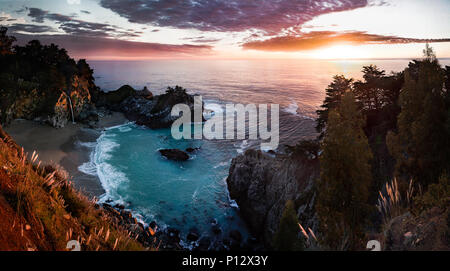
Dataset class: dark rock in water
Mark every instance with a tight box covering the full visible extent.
[187,228,200,242]
[166,227,181,245]
[212,224,222,235]
[230,230,243,243]
[100,85,204,129]
[167,227,180,238]
[159,149,190,161]
[186,147,201,153]
[96,85,136,108]
[114,204,125,210]
[196,236,212,251]
[226,149,320,247]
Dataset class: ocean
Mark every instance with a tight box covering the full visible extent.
[79,58,450,246]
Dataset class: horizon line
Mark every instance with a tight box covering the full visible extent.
[82,57,450,62]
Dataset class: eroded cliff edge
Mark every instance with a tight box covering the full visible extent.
[226,149,320,247]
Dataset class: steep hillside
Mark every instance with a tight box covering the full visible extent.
[0,125,143,251]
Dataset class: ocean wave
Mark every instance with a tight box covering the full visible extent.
[236,140,249,154]
[118,126,132,133]
[77,125,130,204]
[76,141,97,149]
[213,161,229,169]
[283,100,299,116]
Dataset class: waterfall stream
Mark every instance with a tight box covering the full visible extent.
[66,93,75,124]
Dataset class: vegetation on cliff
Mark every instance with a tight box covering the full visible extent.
[317,92,373,250]
[273,200,304,251]
[315,45,450,250]
[0,27,99,127]
[0,125,144,251]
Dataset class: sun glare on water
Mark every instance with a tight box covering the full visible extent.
[312,45,369,60]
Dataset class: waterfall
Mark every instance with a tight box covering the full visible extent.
[65,93,75,124]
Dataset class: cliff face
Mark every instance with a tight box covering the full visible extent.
[0,37,99,128]
[0,125,143,251]
[1,74,97,129]
[226,149,320,247]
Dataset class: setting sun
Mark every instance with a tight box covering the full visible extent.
[311,45,369,59]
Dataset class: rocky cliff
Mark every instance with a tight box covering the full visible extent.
[226,149,320,247]
[98,85,201,129]
[0,38,99,128]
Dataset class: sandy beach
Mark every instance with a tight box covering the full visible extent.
[4,112,128,197]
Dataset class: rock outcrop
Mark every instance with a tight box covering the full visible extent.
[159,149,190,161]
[98,85,202,129]
[383,207,449,251]
[226,149,320,247]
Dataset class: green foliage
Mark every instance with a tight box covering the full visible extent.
[387,57,450,187]
[273,200,304,251]
[316,75,353,136]
[0,28,97,125]
[287,139,320,160]
[414,174,450,214]
[317,92,373,250]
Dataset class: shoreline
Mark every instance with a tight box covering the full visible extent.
[4,111,128,198]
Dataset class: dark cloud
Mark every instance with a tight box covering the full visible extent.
[80,10,91,14]
[8,24,55,33]
[28,7,48,23]
[242,31,450,51]
[100,0,369,33]
[183,36,221,43]
[13,33,213,59]
[26,7,140,38]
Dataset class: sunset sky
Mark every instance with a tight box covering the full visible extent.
[1,0,449,60]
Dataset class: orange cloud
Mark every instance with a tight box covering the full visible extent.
[243,31,450,52]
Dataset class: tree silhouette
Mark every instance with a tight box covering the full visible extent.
[317,92,373,250]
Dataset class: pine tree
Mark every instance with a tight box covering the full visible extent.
[317,92,373,250]
[316,75,353,136]
[273,200,304,251]
[387,46,449,187]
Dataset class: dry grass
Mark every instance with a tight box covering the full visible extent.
[376,178,415,225]
[0,125,146,251]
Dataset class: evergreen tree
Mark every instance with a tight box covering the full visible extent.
[387,46,449,187]
[317,92,373,250]
[273,200,304,251]
[0,27,16,56]
[353,65,387,112]
[316,75,353,136]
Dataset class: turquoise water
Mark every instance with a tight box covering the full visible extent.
[82,59,450,246]
[80,122,250,244]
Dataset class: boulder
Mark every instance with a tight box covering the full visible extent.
[187,228,200,242]
[97,85,136,108]
[159,149,190,161]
